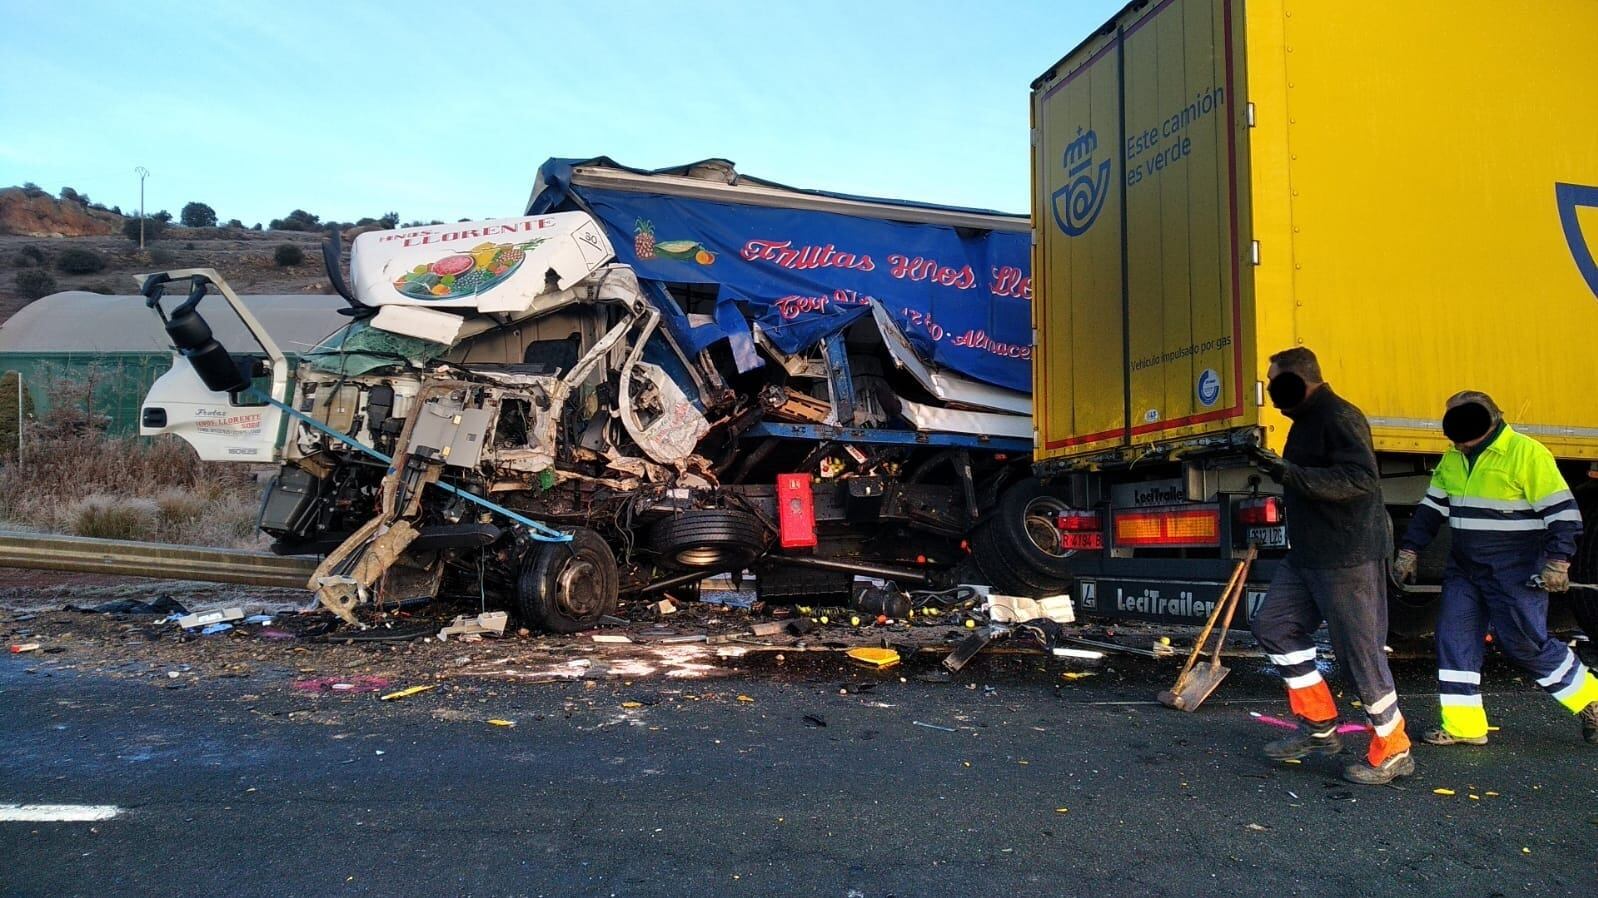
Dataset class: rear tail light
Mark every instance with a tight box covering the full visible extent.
[1236,496,1284,526]
[1112,506,1221,547]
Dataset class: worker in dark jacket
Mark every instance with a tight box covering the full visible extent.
[1393,390,1597,745]
[1250,347,1414,784]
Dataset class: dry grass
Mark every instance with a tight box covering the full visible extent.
[0,374,265,547]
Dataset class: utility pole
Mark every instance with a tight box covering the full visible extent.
[135,166,150,250]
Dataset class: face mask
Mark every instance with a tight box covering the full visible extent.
[1442,401,1493,444]
[1267,372,1307,410]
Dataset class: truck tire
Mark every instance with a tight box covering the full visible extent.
[970,521,1072,598]
[648,509,767,571]
[985,478,1077,581]
[517,529,618,634]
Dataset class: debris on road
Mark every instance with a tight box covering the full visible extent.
[10,642,41,653]
[913,721,956,732]
[437,611,508,641]
[381,684,438,702]
[67,596,189,616]
[845,647,901,670]
[176,607,245,630]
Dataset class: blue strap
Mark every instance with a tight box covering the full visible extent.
[251,389,570,543]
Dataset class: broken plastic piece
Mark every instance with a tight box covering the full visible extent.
[176,608,245,630]
[846,647,902,670]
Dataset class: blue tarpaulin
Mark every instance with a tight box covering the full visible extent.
[528,159,1033,393]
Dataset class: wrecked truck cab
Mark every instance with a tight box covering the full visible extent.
[139,162,1055,631]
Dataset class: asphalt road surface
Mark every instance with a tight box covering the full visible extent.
[3,648,1595,897]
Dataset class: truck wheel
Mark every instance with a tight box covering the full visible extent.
[648,509,767,571]
[517,529,618,634]
[970,522,1072,598]
[986,478,1077,580]
[1385,581,1439,641]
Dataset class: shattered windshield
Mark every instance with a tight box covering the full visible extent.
[303,321,448,376]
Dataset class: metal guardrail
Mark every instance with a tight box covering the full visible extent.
[0,531,315,589]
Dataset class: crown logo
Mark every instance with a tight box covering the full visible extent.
[1064,127,1098,175]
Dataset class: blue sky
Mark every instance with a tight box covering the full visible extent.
[0,0,1123,225]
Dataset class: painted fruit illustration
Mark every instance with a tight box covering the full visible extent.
[653,240,716,264]
[634,218,655,260]
[392,239,545,300]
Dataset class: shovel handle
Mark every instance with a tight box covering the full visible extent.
[1174,550,1254,682]
[1206,546,1258,669]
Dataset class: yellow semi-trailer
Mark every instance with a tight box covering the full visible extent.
[1029,0,1598,634]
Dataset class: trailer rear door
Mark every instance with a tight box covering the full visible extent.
[1032,0,1255,462]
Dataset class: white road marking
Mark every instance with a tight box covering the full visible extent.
[0,804,121,822]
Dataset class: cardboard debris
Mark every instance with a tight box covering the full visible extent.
[592,634,633,644]
[984,594,1074,624]
[437,612,509,641]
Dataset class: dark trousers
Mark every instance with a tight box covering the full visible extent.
[1435,547,1598,737]
[1251,559,1410,764]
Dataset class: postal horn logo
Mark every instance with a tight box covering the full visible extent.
[1052,127,1112,237]
[1556,182,1598,301]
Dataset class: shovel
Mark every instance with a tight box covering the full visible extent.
[1158,546,1257,712]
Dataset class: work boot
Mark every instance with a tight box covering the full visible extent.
[1421,727,1488,747]
[1342,751,1416,785]
[1581,701,1598,746]
[1263,725,1343,761]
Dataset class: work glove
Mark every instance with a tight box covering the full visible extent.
[1252,448,1288,483]
[1539,559,1571,593]
[1392,549,1418,584]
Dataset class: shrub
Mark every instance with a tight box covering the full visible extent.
[69,495,157,541]
[149,247,177,266]
[123,216,166,243]
[14,245,45,268]
[185,242,196,250]
[225,219,244,229]
[0,370,35,460]
[152,210,172,224]
[85,283,116,295]
[15,268,57,299]
[268,210,320,232]
[59,187,90,206]
[55,247,106,275]
[273,243,305,267]
[180,201,217,228]
[21,182,47,198]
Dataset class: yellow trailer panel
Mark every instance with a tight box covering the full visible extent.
[1247,0,1598,459]
[1035,0,1598,464]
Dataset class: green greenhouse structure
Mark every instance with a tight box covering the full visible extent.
[0,291,348,435]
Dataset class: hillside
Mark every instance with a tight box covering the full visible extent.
[0,231,336,324]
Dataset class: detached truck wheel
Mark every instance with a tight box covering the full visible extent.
[648,509,766,571]
[517,529,619,633]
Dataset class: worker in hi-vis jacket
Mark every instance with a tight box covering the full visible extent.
[1394,390,1598,746]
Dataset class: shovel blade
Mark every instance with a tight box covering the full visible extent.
[1167,664,1230,712]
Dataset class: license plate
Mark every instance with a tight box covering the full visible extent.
[1061,532,1103,550]
[1247,526,1288,548]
